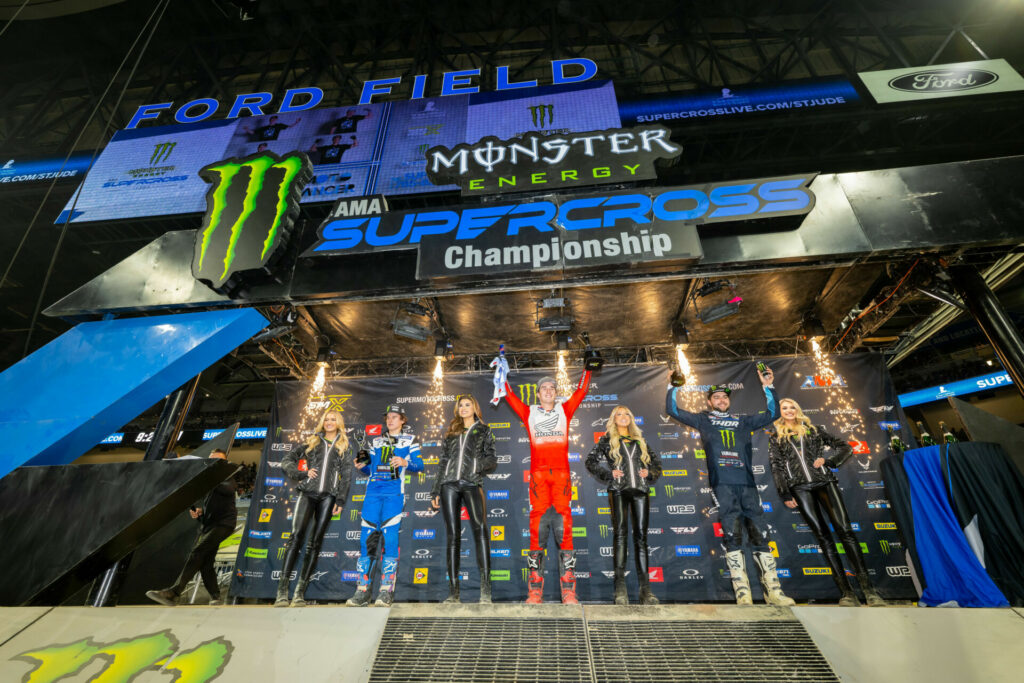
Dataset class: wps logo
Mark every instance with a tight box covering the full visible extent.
[528,103,554,127]
[719,430,736,448]
[668,505,696,515]
[150,141,176,164]
[192,151,313,295]
[886,565,911,577]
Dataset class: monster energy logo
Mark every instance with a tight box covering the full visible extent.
[599,524,610,538]
[880,540,892,555]
[529,103,554,127]
[150,141,176,164]
[15,630,232,683]
[416,143,429,156]
[719,430,736,448]
[192,151,312,295]
[417,472,426,484]
[380,443,395,465]
[277,547,286,560]
[664,484,675,498]
[517,383,539,404]
[350,509,360,522]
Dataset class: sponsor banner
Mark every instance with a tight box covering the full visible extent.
[0,152,94,185]
[858,59,1024,104]
[620,78,860,124]
[897,371,1014,407]
[232,357,915,603]
[424,125,682,195]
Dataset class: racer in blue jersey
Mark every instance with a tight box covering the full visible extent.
[665,364,794,606]
[346,404,423,606]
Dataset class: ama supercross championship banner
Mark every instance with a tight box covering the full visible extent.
[231,355,917,602]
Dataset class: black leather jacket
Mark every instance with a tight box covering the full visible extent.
[282,434,354,503]
[431,422,497,496]
[586,434,662,492]
[768,426,853,500]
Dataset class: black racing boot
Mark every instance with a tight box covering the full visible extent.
[290,580,309,607]
[346,585,372,607]
[443,582,461,604]
[841,536,888,607]
[613,571,629,606]
[273,573,291,608]
[858,574,887,607]
[475,523,492,605]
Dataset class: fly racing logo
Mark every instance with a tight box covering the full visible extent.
[150,141,176,165]
[528,103,554,127]
[192,151,313,295]
[719,430,736,448]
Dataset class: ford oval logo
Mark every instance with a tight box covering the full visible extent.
[888,69,998,93]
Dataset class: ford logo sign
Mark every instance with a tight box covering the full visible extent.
[888,69,997,93]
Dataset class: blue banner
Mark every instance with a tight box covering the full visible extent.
[619,78,860,125]
[898,371,1014,407]
[0,153,93,185]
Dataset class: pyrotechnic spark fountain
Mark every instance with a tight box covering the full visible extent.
[674,344,704,413]
[556,350,573,398]
[809,339,870,457]
[419,359,449,442]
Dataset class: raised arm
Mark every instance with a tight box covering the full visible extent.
[503,381,531,424]
[563,369,593,418]
[746,386,781,431]
[664,386,703,429]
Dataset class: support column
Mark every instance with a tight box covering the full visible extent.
[88,374,202,606]
[947,265,1024,400]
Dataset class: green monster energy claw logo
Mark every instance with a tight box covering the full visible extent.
[150,141,176,165]
[528,103,554,127]
[719,430,736,448]
[517,383,539,405]
[14,630,232,683]
[599,524,610,538]
[664,484,675,498]
[192,151,312,295]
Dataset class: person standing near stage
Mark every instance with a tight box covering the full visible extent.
[768,398,887,607]
[430,395,497,604]
[274,410,353,607]
[146,449,236,606]
[586,405,663,605]
[665,364,795,606]
[504,369,592,604]
[347,404,424,607]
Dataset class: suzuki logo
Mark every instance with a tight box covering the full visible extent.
[150,141,176,164]
[528,103,554,127]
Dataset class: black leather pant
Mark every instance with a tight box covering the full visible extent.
[609,489,651,584]
[791,482,867,589]
[279,492,335,589]
[440,482,490,588]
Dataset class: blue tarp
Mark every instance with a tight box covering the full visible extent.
[0,309,266,479]
[904,445,1009,607]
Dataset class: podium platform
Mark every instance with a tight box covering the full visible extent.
[1,604,1021,682]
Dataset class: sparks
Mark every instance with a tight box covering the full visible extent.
[556,350,573,398]
[312,362,327,392]
[433,358,444,381]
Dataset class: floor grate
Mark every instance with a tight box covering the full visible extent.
[587,620,839,683]
[368,616,592,683]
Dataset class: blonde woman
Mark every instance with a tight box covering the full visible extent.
[430,395,497,604]
[275,410,354,607]
[585,405,663,605]
[768,398,886,607]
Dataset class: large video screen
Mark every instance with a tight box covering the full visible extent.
[57,81,620,224]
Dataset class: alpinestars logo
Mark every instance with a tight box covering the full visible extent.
[529,104,554,127]
[192,151,313,295]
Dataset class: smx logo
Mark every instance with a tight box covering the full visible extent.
[150,141,176,164]
[528,103,554,127]
[192,151,313,295]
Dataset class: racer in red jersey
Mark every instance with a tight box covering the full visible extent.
[504,370,592,604]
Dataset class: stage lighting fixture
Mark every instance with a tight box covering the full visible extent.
[392,301,433,341]
[251,306,298,343]
[671,321,690,346]
[315,336,334,363]
[555,332,572,351]
[693,279,742,324]
[799,314,827,340]
[579,332,604,371]
[434,337,454,361]
[696,300,741,324]
[536,293,574,331]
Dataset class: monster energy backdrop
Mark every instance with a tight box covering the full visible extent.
[231,356,916,602]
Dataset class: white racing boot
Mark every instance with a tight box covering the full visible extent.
[754,550,796,606]
[725,550,754,605]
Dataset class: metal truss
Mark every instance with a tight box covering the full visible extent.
[1,0,1019,155]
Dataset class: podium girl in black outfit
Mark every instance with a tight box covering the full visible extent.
[768,398,886,607]
[431,395,497,604]
[586,405,662,605]
[275,410,354,607]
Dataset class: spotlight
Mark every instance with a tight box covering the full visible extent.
[392,301,433,341]
[692,280,741,324]
[697,300,741,324]
[536,293,574,331]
